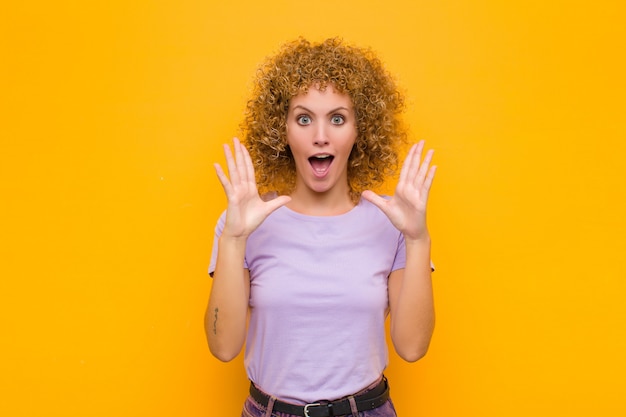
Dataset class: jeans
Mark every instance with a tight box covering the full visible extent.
[240,380,398,417]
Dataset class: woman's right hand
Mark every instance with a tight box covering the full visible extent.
[214,138,291,239]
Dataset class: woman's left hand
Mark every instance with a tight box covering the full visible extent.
[362,141,436,242]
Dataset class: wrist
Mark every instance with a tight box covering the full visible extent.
[218,233,249,248]
[404,232,431,247]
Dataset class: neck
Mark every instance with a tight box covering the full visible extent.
[287,186,355,216]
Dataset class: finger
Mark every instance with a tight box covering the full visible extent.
[233,137,248,183]
[241,141,257,188]
[415,149,435,186]
[420,165,437,203]
[264,195,292,214]
[213,163,233,196]
[404,141,425,184]
[398,143,417,184]
[361,190,389,213]
[223,142,240,185]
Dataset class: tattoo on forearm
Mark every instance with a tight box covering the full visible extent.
[213,307,218,335]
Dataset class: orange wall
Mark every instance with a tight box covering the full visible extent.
[2,1,625,416]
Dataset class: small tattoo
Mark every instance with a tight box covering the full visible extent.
[213,307,219,335]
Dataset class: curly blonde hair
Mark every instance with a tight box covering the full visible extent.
[242,37,408,202]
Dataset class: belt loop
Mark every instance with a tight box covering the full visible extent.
[264,396,276,417]
[348,395,359,416]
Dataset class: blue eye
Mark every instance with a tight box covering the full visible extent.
[331,115,345,125]
[297,115,311,125]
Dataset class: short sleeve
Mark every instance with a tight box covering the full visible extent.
[390,228,436,273]
[391,232,407,272]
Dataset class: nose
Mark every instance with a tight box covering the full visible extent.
[313,123,329,146]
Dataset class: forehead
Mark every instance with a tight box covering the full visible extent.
[288,84,354,111]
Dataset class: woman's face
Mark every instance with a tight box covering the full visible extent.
[286,84,357,197]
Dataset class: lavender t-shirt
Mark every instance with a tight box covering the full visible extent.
[209,197,406,404]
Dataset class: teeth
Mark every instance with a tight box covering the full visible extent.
[313,155,331,159]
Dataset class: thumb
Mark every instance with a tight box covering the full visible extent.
[265,195,292,214]
[361,190,387,211]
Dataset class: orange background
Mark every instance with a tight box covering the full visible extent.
[1,1,625,416]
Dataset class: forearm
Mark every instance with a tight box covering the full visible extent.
[205,235,250,362]
[389,236,435,362]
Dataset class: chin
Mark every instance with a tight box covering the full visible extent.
[309,185,332,194]
[304,181,333,194]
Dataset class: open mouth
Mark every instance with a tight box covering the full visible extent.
[308,154,334,176]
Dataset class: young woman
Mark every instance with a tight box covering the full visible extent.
[207,37,436,417]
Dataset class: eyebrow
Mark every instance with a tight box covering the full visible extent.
[291,105,352,115]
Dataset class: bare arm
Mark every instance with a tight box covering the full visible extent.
[206,237,250,362]
[387,238,434,362]
[205,138,290,361]
[362,141,436,362]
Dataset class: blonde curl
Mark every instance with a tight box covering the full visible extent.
[241,37,408,203]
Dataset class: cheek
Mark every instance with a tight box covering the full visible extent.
[345,133,358,152]
[285,137,304,158]
[286,128,308,149]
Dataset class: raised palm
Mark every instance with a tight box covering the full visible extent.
[214,138,291,239]
[362,141,436,242]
